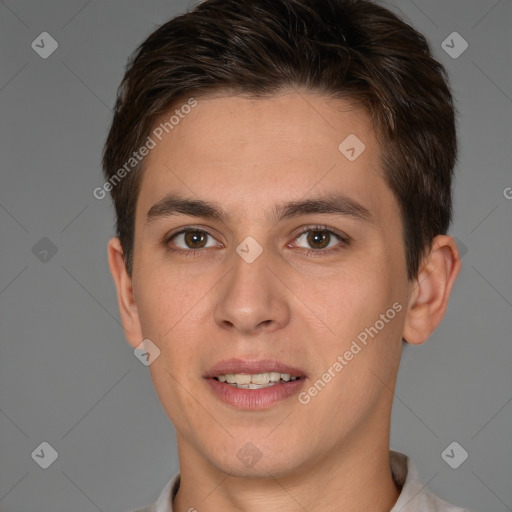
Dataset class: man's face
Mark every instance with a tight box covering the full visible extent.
[127,91,411,477]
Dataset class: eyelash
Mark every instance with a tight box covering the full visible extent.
[163,225,350,258]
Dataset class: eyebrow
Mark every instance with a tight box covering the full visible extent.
[146,192,373,225]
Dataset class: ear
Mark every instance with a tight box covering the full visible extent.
[107,236,143,348]
[402,235,461,345]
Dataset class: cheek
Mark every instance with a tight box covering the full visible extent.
[323,262,393,327]
[134,259,204,339]
[133,267,213,394]
[312,251,405,374]
[135,274,204,419]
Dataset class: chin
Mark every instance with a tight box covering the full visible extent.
[206,438,310,479]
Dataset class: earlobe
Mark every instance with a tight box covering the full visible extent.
[402,235,461,345]
[107,237,143,348]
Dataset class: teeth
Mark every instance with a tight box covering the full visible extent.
[236,382,276,389]
[251,372,269,384]
[215,372,299,387]
[232,373,251,384]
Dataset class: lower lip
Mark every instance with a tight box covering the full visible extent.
[205,377,306,410]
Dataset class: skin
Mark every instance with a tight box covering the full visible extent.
[108,90,461,512]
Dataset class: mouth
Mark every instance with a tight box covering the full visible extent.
[204,359,307,409]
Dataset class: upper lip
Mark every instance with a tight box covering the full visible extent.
[205,358,306,378]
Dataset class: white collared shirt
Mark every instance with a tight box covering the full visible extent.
[128,451,474,512]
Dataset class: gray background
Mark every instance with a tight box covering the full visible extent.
[0,0,511,511]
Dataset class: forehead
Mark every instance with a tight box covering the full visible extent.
[136,91,396,226]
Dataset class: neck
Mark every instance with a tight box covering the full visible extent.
[173,416,400,512]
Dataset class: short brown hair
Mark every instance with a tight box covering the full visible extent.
[102,0,457,280]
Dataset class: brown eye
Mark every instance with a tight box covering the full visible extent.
[183,230,208,249]
[294,228,345,251]
[167,229,219,251]
[305,230,331,249]
[290,226,350,256]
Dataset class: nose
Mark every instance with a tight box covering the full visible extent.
[213,246,291,335]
